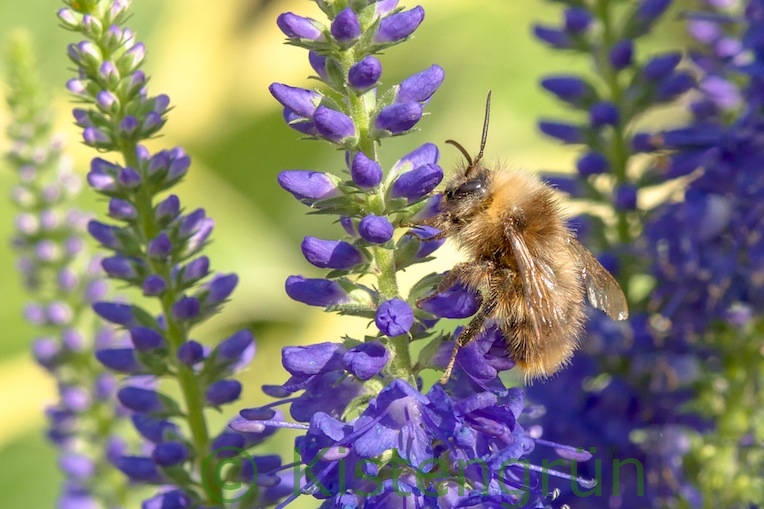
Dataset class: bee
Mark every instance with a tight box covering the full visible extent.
[417,93,629,383]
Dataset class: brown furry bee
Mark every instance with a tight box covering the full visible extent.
[417,94,628,383]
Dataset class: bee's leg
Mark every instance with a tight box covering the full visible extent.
[439,299,497,384]
[416,262,481,308]
[436,260,497,293]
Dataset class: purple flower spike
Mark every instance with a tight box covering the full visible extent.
[314,106,356,143]
[206,380,243,406]
[348,56,383,91]
[269,83,322,118]
[396,65,445,104]
[374,6,425,43]
[390,163,443,202]
[375,298,414,336]
[358,214,394,244]
[419,282,482,318]
[277,12,325,41]
[351,152,383,189]
[285,275,350,307]
[343,342,390,380]
[278,170,340,203]
[375,102,423,134]
[301,236,363,269]
[331,8,361,43]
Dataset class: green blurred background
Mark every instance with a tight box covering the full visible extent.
[0,0,688,507]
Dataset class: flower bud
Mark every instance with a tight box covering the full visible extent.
[269,83,322,118]
[285,275,350,307]
[614,183,638,210]
[130,327,165,351]
[350,152,383,188]
[609,40,633,69]
[277,12,325,41]
[589,101,620,127]
[177,340,204,366]
[95,348,143,373]
[205,380,242,406]
[390,163,443,202]
[301,236,363,269]
[577,151,610,176]
[419,282,481,318]
[538,121,583,143]
[151,441,189,467]
[278,170,340,203]
[343,342,389,380]
[348,56,383,90]
[396,65,444,104]
[374,6,424,43]
[564,8,592,33]
[331,8,361,43]
[375,298,414,336]
[375,102,423,134]
[358,214,394,244]
[314,106,356,143]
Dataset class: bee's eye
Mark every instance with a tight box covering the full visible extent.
[446,177,485,200]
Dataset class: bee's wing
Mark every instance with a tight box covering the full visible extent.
[506,223,564,341]
[567,238,629,320]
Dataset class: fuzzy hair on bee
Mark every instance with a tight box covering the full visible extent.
[416,92,629,383]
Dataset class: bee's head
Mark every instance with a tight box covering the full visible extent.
[440,166,492,224]
[439,91,493,222]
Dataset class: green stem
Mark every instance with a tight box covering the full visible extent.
[595,0,634,296]
[339,49,413,379]
[121,143,220,502]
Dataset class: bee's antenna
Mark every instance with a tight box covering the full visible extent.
[445,139,473,167]
[475,90,491,167]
